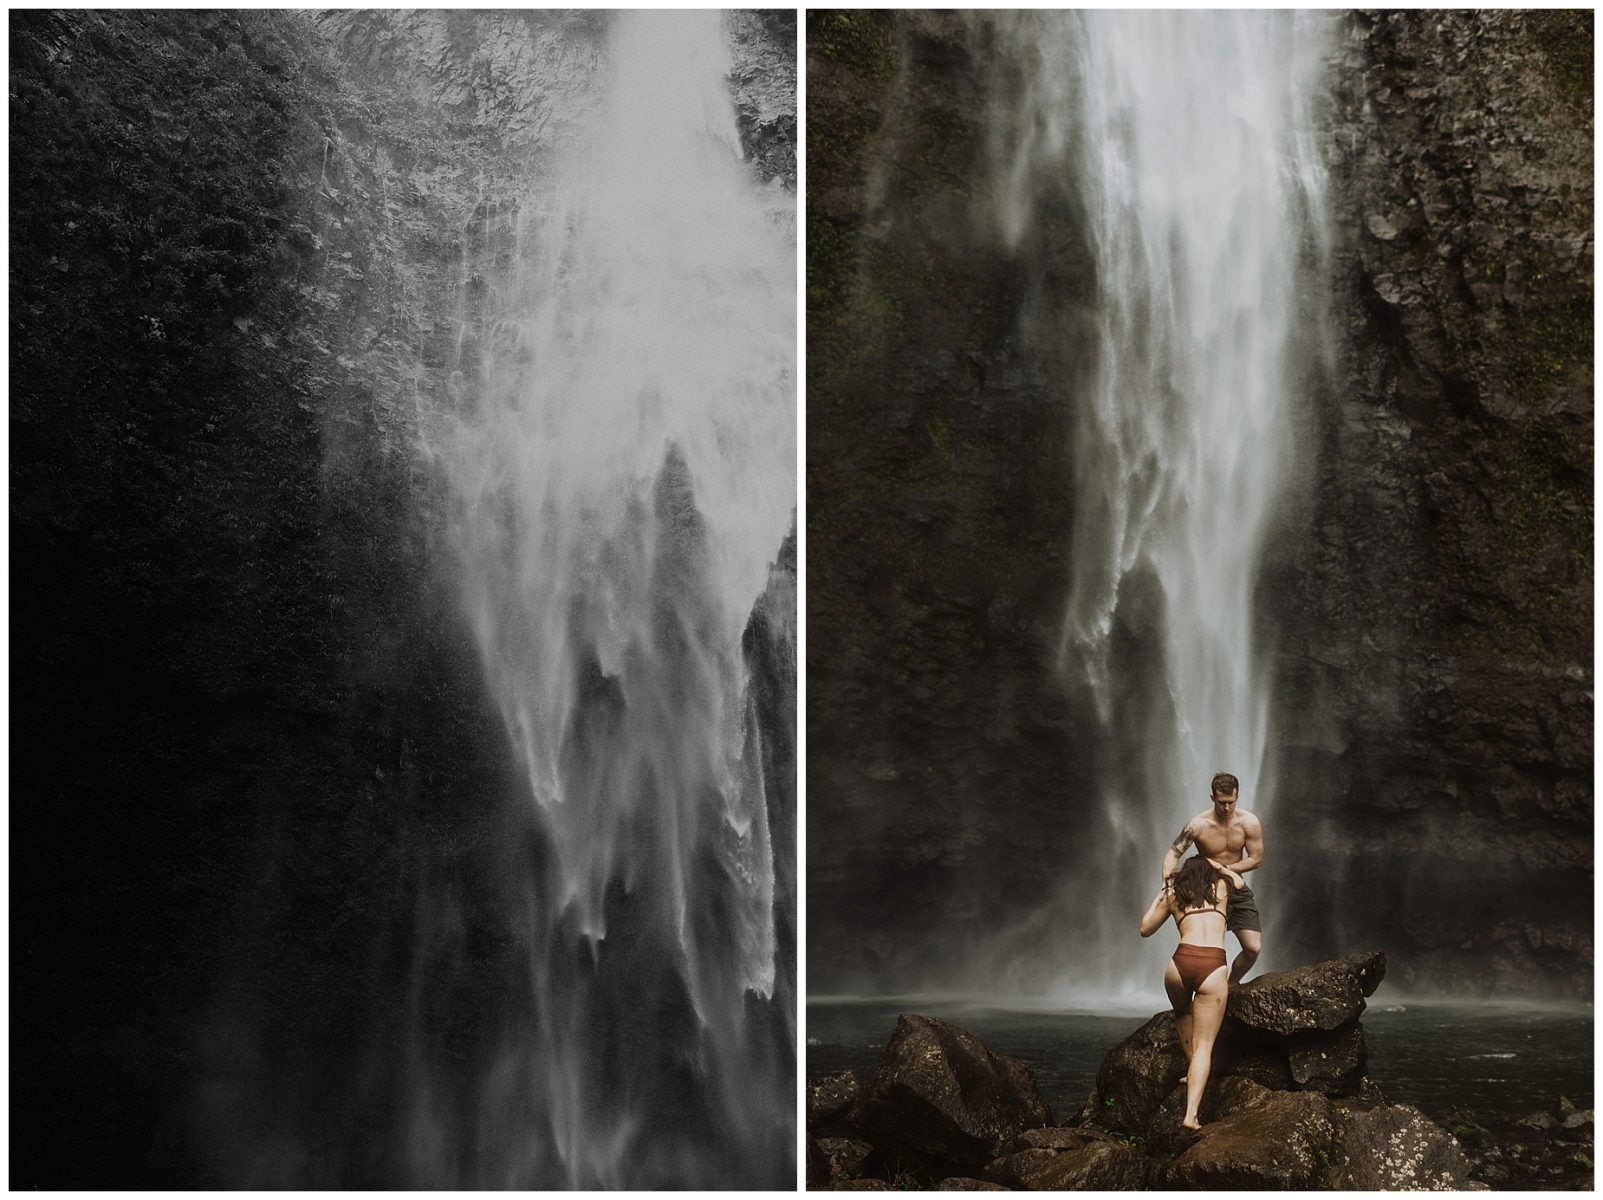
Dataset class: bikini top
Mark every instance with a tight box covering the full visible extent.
[1174,903,1227,930]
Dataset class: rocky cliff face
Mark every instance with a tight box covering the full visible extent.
[12,11,795,1187]
[806,11,1591,998]
[1269,9,1592,995]
[807,12,1096,992]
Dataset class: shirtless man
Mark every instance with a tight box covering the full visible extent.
[1160,772,1264,984]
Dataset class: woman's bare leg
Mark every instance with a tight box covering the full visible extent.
[1163,960,1193,1076]
[1181,965,1229,1128]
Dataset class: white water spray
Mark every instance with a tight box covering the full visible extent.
[424,11,794,1186]
[988,12,1331,996]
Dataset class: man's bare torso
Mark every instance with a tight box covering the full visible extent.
[1189,809,1251,864]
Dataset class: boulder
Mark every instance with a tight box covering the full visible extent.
[1333,1075,1391,1113]
[1028,1142,1145,1190]
[1286,1021,1367,1094]
[1333,1103,1485,1190]
[979,1148,1057,1188]
[806,1135,830,1190]
[980,1140,1144,1190]
[817,1136,876,1184]
[1013,1126,1095,1152]
[1082,1013,1186,1136]
[860,1014,1052,1168]
[1227,951,1386,1035]
[1152,1079,1340,1189]
[1209,1022,1294,1092]
[809,1071,863,1129]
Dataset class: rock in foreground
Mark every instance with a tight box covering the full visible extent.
[859,1014,1053,1170]
[807,952,1513,1190]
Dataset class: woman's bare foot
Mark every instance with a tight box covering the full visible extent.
[1181,1116,1202,1131]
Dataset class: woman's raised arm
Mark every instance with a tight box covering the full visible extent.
[1139,885,1171,937]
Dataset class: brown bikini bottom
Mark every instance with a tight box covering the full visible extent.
[1172,943,1228,994]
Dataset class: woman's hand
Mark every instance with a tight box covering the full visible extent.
[1138,884,1172,938]
[1206,858,1246,889]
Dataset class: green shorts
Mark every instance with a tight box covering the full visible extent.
[1226,883,1262,934]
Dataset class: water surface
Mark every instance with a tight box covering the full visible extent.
[808,999,1593,1122]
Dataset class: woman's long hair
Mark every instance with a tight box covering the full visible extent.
[1170,854,1224,913]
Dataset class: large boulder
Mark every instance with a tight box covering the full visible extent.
[1081,1014,1186,1136]
[1333,1103,1485,1190]
[859,1014,1052,1168]
[1227,951,1386,1035]
[1151,1078,1341,1189]
[981,1139,1145,1190]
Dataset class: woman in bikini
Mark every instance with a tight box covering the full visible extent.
[1139,853,1245,1129]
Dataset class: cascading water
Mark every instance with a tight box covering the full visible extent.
[423,11,794,1187]
[987,11,1331,998]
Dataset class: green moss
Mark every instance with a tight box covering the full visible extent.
[1302,1119,1341,1188]
[806,213,907,393]
[808,10,898,80]
[1501,296,1593,407]
[1507,417,1592,580]
[925,413,955,463]
[1443,1114,1492,1149]
[1527,10,1593,115]
[1448,412,1591,655]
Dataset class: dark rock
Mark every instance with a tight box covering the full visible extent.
[1286,1021,1367,1094]
[1208,1023,1294,1093]
[1226,951,1385,1035]
[1333,1075,1391,1113]
[1334,1103,1485,1190]
[807,1136,831,1190]
[1152,1082,1340,1189]
[981,1139,1145,1190]
[1517,1110,1561,1131]
[933,1178,1010,1191]
[1013,1126,1094,1152]
[1273,8,1593,1000]
[860,1015,1052,1168]
[979,1148,1057,1187]
[1082,1013,1186,1136]
[834,1180,892,1191]
[818,1136,876,1184]
[809,1071,863,1129]
[1563,1110,1593,1131]
[1028,1141,1146,1190]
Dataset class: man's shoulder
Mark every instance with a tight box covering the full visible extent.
[1237,808,1262,829]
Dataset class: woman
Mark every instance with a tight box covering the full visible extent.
[1139,853,1245,1129]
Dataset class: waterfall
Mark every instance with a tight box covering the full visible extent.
[423,11,794,1186]
[987,12,1331,997]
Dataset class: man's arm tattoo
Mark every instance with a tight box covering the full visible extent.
[1169,825,1195,856]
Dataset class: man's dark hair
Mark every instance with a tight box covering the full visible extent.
[1211,771,1239,797]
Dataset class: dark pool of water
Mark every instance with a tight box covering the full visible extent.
[807,999,1593,1122]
